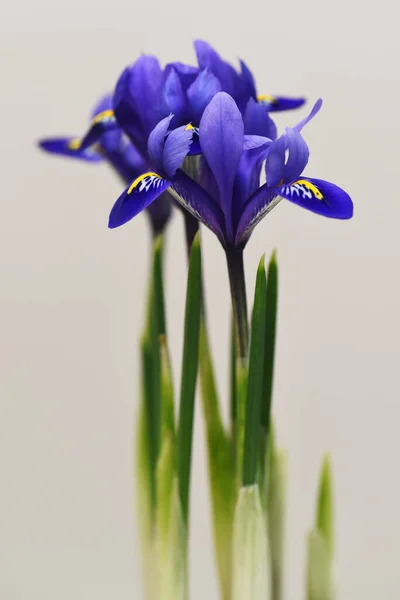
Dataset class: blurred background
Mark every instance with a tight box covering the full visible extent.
[1,0,398,598]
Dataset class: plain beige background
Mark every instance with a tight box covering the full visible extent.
[1,0,398,598]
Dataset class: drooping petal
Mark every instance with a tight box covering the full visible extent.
[38,137,103,162]
[171,169,226,244]
[265,135,287,188]
[79,109,119,150]
[162,125,193,178]
[199,92,244,240]
[159,68,187,125]
[187,69,221,124]
[147,115,173,171]
[194,40,237,97]
[293,98,323,133]
[257,94,306,112]
[108,171,171,228]
[282,128,310,184]
[235,183,279,246]
[244,98,277,140]
[277,177,353,219]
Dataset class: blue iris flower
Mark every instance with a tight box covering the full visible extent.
[38,95,171,233]
[108,93,353,247]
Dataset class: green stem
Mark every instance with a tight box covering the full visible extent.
[226,247,249,363]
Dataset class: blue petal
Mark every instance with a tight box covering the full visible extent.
[147,115,173,172]
[146,192,172,233]
[105,140,147,184]
[194,40,237,97]
[38,137,103,162]
[199,92,244,241]
[244,98,277,140]
[187,69,221,124]
[238,60,257,101]
[79,109,119,150]
[277,177,353,219]
[282,128,310,184]
[258,94,306,112]
[108,171,171,228]
[265,135,287,188]
[243,135,272,150]
[159,68,187,125]
[171,169,226,244]
[162,125,193,178]
[235,183,279,246]
[91,94,113,118]
[164,62,199,91]
[293,98,323,132]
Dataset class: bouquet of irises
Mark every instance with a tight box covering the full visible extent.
[38,40,353,600]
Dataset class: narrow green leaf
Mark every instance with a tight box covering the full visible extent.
[242,256,267,486]
[177,232,202,524]
[261,250,278,435]
[230,315,237,437]
[316,455,334,559]
[232,485,270,600]
[156,431,176,549]
[141,335,157,510]
[199,320,235,600]
[307,529,333,600]
[264,428,287,600]
[160,336,175,436]
[153,235,167,337]
[236,359,248,479]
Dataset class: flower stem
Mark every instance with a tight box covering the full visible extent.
[226,248,249,362]
[183,211,199,257]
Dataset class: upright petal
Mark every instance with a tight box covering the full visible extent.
[159,68,187,125]
[244,98,277,140]
[108,172,171,229]
[113,66,148,152]
[234,60,257,112]
[162,125,193,178]
[265,135,286,188]
[282,128,310,184]
[164,62,199,91]
[293,98,323,133]
[277,177,353,219]
[199,92,244,241]
[187,69,221,124]
[148,115,173,171]
[38,137,103,162]
[194,40,237,97]
[258,94,306,112]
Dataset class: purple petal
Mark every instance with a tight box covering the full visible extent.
[108,171,171,228]
[187,69,221,124]
[79,110,119,150]
[37,137,103,162]
[258,95,306,112]
[243,135,272,150]
[162,125,193,178]
[282,128,310,184]
[239,60,257,100]
[147,115,173,171]
[293,98,323,133]
[199,92,244,239]
[91,94,113,119]
[164,62,199,91]
[277,177,353,219]
[159,68,187,125]
[244,98,277,140]
[146,192,172,234]
[194,40,237,96]
[106,140,147,184]
[233,144,271,220]
[235,183,279,246]
[171,169,226,244]
[265,135,287,188]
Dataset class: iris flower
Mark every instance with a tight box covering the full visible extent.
[108,92,353,357]
[38,95,171,234]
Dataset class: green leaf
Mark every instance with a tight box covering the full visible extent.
[160,336,175,436]
[156,430,176,550]
[261,250,278,435]
[199,320,235,600]
[230,315,237,438]
[232,485,270,600]
[141,334,157,510]
[307,529,333,600]
[242,256,267,486]
[177,233,202,525]
[153,235,167,337]
[264,427,287,600]
[316,455,334,559]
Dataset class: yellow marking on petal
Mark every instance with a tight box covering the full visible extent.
[257,94,277,104]
[92,109,114,124]
[127,172,160,194]
[185,123,194,130]
[67,137,82,150]
[295,179,324,200]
